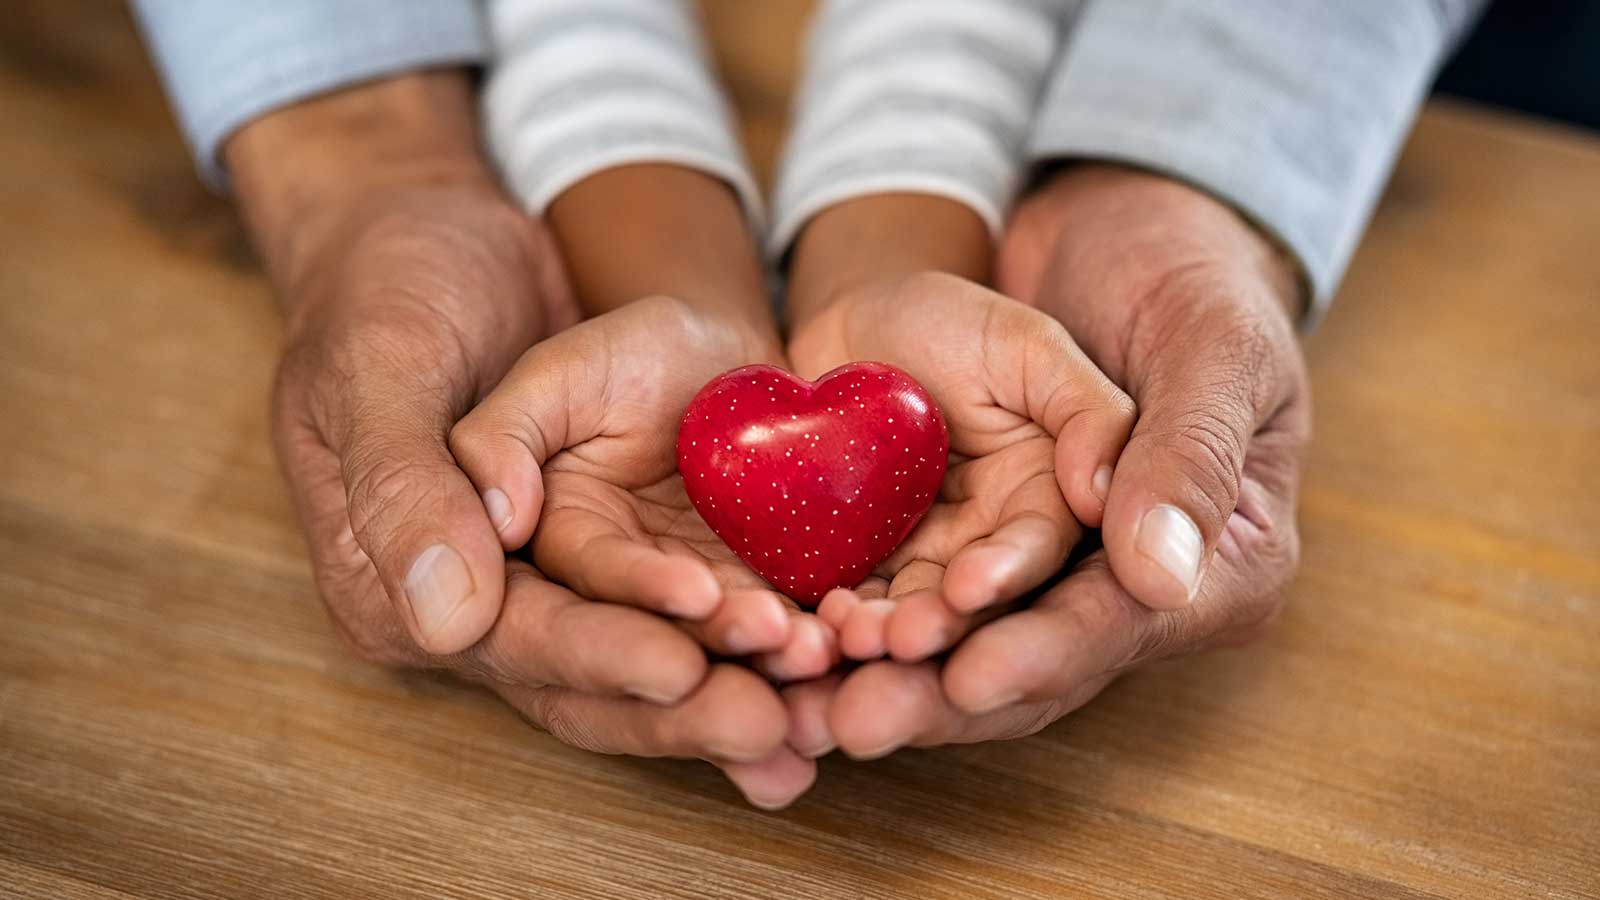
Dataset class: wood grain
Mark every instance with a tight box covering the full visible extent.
[2,2,1597,897]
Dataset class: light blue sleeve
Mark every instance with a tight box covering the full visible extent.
[131,0,489,191]
[1029,0,1486,325]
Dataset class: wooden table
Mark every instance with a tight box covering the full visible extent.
[3,4,1597,898]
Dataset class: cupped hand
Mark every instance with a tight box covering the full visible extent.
[785,272,1135,663]
[270,186,813,810]
[249,73,817,809]
[785,164,1311,760]
[449,295,841,682]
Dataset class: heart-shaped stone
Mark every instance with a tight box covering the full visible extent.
[677,362,948,604]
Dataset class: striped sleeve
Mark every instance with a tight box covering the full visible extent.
[768,0,1078,258]
[1029,0,1488,325]
[483,0,762,225]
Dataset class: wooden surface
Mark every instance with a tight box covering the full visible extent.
[3,3,1598,898]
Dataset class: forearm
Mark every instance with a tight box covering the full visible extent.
[784,194,991,333]
[549,164,780,350]
[224,70,497,291]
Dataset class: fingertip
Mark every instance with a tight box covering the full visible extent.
[782,675,840,758]
[942,545,1019,613]
[1055,437,1116,532]
[720,590,794,655]
[690,665,790,762]
[755,615,837,682]
[817,588,859,630]
[1106,501,1203,611]
[402,539,505,656]
[830,661,937,760]
[885,591,956,662]
[838,599,894,660]
[942,613,1060,715]
[641,552,723,619]
[719,748,817,811]
[621,630,710,705]
[449,426,545,551]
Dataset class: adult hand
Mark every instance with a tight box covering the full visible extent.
[241,73,809,808]
[785,273,1134,661]
[786,164,1312,759]
[450,296,841,683]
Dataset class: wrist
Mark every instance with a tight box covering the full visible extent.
[1037,163,1306,327]
[547,164,779,346]
[784,194,991,333]
[225,70,496,287]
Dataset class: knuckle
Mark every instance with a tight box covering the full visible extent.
[1131,607,1191,664]
[447,415,539,474]
[445,415,488,461]
[1141,410,1247,529]
[527,692,608,754]
[1009,701,1065,740]
[343,450,448,546]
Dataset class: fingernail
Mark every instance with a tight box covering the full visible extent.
[1091,465,1113,503]
[744,791,798,812]
[724,624,756,655]
[482,488,514,535]
[969,689,1023,716]
[404,543,475,643]
[848,738,906,761]
[900,625,950,662]
[1135,504,1202,601]
[626,683,685,705]
[800,738,836,759]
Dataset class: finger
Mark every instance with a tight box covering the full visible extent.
[1101,308,1300,609]
[883,589,1014,663]
[782,673,842,758]
[941,493,1071,614]
[494,663,789,763]
[838,599,896,661]
[448,336,590,550]
[829,661,940,759]
[816,587,861,632]
[321,366,509,657]
[752,613,839,682]
[533,507,721,618]
[464,563,707,704]
[830,661,1077,759]
[1026,339,1137,534]
[816,575,888,631]
[940,559,1142,716]
[842,555,943,659]
[273,422,418,666]
[719,747,818,811]
[679,589,792,656]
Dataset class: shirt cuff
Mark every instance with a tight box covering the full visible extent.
[132,0,488,192]
[1028,0,1481,328]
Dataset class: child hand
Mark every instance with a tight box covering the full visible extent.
[449,296,839,681]
[787,272,1135,663]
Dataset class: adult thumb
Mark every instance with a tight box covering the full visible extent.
[329,374,509,656]
[1102,309,1295,610]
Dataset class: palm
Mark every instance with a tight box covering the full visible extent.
[449,296,843,673]
[786,273,1133,660]
[535,463,778,599]
[860,400,1069,599]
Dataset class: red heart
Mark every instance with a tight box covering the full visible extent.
[677,362,948,604]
